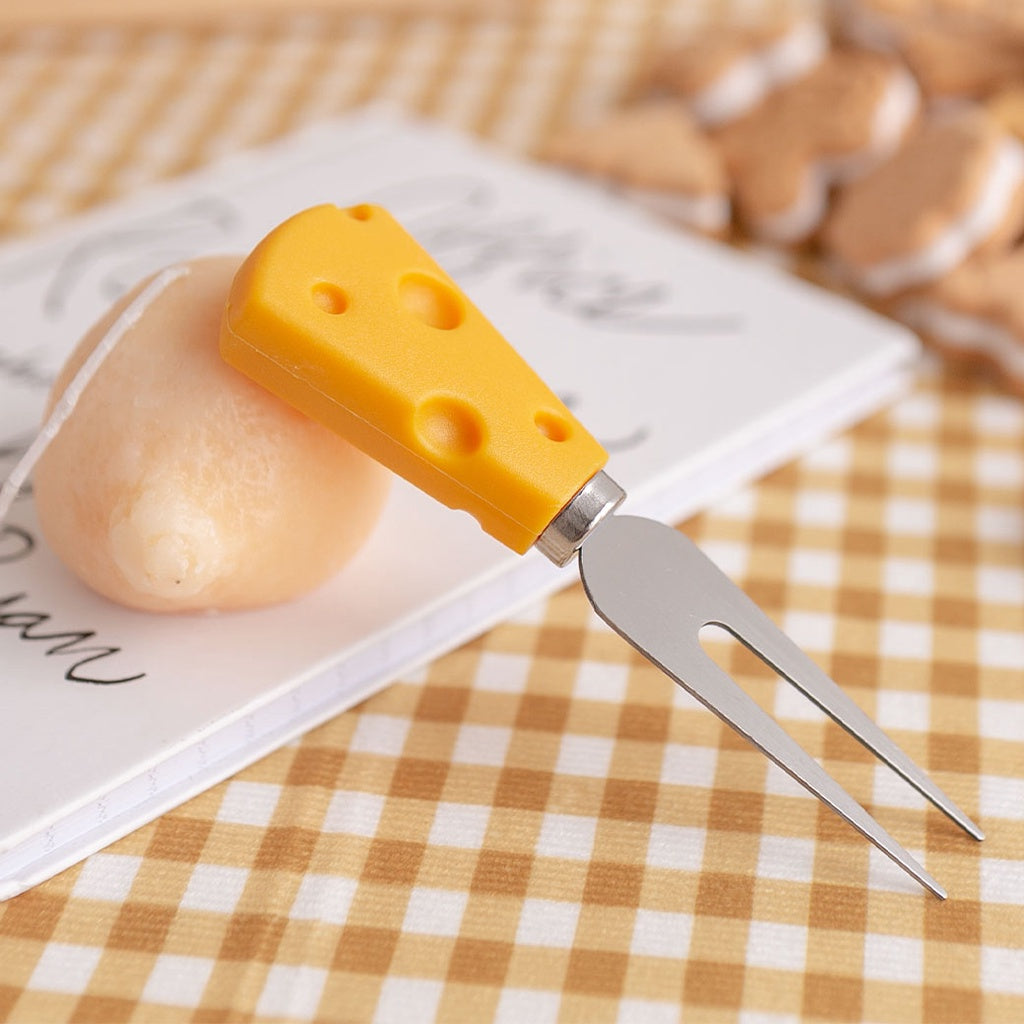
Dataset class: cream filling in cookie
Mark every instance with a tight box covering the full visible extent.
[753,65,920,244]
[832,66,921,183]
[855,137,1024,296]
[690,20,828,127]
[755,172,831,245]
[624,186,731,233]
[899,298,1024,380]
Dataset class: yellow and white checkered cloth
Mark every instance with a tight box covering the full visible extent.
[2,3,1022,1022]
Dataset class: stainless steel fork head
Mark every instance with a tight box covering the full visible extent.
[576,510,983,900]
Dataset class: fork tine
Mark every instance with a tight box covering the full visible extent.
[579,515,965,898]
[703,577,984,841]
[585,520,950,897]
[669,644,948,899]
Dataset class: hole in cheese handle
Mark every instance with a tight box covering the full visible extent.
[219,204,608,554]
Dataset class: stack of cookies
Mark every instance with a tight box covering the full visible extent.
[545,0,1024,395]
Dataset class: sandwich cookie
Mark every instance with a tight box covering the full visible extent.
[652,18,828,127]
[717,48,919,244]
[545,102,730,235]
[836,0,1024,100]
[898,245,1024,393]
[824,107,1024,297]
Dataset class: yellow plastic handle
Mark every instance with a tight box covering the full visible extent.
[220,204,608,553]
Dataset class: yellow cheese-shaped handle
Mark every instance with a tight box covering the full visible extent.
[220,204,608,553]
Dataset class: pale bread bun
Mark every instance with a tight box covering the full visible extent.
[33,255,390,612]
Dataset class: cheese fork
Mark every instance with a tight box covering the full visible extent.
[220,203,983,898]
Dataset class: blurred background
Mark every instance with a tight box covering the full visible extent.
[0,1,818,234]
[3,0,1023,400]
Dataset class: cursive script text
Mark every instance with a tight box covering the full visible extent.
[0,588,145,685]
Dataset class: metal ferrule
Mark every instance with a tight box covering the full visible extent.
[535,470,626,567]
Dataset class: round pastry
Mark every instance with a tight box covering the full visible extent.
[32,255,391,613]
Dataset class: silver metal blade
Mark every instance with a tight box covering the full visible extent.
[577,514,977,898]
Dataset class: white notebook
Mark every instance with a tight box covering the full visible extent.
[0,111,919,899]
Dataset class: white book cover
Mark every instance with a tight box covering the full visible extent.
[0,111,919,899]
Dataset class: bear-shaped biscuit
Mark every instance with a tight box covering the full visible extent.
[823,107,1024,297]
[545,101,730,235]
[716,48,919,244]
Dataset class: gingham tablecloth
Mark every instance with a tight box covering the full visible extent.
[1,3,1022,1022]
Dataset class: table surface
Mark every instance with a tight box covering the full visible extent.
[1,3,1022,1022]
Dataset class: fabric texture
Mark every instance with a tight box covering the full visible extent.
[1,2,1022,1022]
